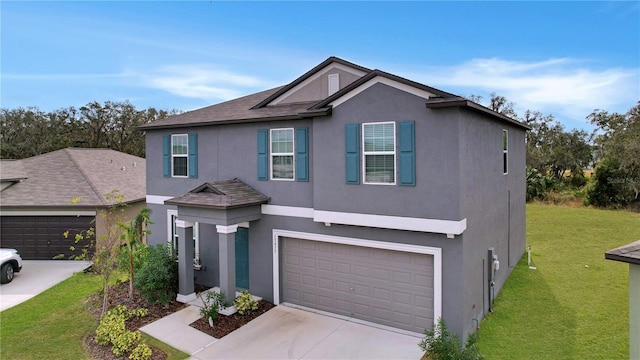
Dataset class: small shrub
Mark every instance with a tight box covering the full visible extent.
[199,291,229,325]
[134,244,178,305]
[111,330,141,357]
[419,317,483,360]
[129,343,153,360]
[234,290,258,315]
[95,305,149,358]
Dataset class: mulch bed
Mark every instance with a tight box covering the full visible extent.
[189,300,276,338]
[84,281,276,359]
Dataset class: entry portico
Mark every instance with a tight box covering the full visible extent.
[165,179,269,304]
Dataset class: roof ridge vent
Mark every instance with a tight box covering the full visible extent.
[190,183,225,195]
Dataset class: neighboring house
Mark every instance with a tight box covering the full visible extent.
[605,240,640,360]
[139,56,529,339]
[0,148,146,259]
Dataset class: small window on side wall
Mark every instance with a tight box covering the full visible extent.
[503,129,508,175]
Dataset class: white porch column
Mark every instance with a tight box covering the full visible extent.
[176,220,196,303]
[217,224,238,304]
[630,264,640,360]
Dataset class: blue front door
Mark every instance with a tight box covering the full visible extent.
[235,227,249,289]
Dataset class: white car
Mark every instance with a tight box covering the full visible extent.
[1,248,23,284]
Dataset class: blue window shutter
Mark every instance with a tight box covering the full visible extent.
[257,129,268,180]
[345,124,360,184]
[188,133,198,178]
[295,127,309,182]
[162,134,171,177]
[398,121,415,186]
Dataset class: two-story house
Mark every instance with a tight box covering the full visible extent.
[139,56,529,339]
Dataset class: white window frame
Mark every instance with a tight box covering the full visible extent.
[167,209,199,262]
[503,129,508,175]
[270,128,295,181]
[362,121,396,185]
[171,134,188,178]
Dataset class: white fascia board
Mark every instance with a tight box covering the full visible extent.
[271,63,368,105]
[271,229,442,325]
[329,76,435,108]
[261,204,314,218]
[313,210,466,235]
[146,195,173,205]
[0,210,96,216]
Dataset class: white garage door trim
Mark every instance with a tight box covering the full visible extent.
[272,229,442,326]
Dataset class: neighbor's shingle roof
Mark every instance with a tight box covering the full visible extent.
[165,178,269,210]
[0,160,28,182]
[605,240,640,265]
[0,148,145,207]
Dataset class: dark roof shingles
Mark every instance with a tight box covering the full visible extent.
[165,178,269,209]
[605,240,640,265]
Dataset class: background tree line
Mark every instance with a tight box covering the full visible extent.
[0,101,178,159]
[473,93,639,210]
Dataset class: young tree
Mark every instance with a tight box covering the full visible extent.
[118,208,152,299]
[66,191,127,316]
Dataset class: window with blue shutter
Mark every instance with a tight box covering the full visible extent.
[345,124,360,184]
[188,133,198,178]
[397,121,415,186]
[257,129,268,180]
[295,128,308,182]
[162,135,171,177]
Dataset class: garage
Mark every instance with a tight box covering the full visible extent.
[0,216,94,260]
[281,235,436,333]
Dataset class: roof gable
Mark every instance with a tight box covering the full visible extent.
[252,57,370,109]
[165,178,269,209]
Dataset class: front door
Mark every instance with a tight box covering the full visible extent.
[235,227,250,289]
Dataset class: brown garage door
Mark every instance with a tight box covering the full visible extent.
[282,237,434,333]
[0,216,94,260]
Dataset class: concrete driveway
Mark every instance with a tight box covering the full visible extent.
[190,306,424,359]
[0,260,91,311]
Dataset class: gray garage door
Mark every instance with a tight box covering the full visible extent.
[0,216,94,260]
[282,237,434,333]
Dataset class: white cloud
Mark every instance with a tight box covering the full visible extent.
[134,64,277,102]
[406,58,639,124]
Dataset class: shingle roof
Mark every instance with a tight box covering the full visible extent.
[605,240,640,265]
[0,148,145,207]
[0,160,28,182]
[165,178,269,210]
[138,87,330,130]
[137,56,528,131]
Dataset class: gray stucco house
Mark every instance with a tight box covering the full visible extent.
[139,56,529,339]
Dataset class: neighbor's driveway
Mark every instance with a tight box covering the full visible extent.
[190,305,424,359]
[0,260,91,311]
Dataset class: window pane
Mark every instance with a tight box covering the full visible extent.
[173,157,187,177]
[172,135,188,155]
[272,155,293,179]
[271,129,293,154]
[365,155,395,183]
[364,123,394,152]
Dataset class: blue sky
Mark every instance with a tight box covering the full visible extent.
[2,1,638,131]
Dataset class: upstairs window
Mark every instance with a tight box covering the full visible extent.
[503,129,508,175]
[270,128,295,180]
[163,133,197,178]
[362,122,396,184]
[172,134,188,177]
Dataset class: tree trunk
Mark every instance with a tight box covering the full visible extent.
[129,247,134,299]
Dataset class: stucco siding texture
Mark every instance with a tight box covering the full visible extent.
[312,82,461,221]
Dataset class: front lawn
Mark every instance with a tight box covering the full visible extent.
[0,272,188,360]
[477,204,640,359]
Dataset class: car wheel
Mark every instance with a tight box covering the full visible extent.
[1,263,14,284]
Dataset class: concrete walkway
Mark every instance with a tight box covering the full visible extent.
[0,260,91,311]
[141,305,424,359]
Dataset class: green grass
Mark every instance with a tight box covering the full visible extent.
[0,272,189,360]
[0,272,102,359]
[477,204,640,359]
